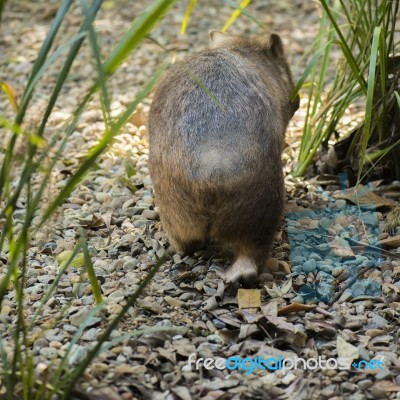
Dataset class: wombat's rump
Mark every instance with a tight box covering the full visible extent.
[148,31,299,285]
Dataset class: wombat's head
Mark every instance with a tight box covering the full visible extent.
[208,30,300,118]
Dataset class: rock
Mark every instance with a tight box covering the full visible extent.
[302,259,317,273]
[69,306,101,327]
[164,296,185,308]
[39,347,58,359]
[142,209,159,220]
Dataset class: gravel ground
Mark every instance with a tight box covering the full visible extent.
[1,1,400,400]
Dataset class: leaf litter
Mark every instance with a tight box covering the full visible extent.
[1,1,400,400]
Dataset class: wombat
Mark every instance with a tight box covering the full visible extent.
[148,30,299,285]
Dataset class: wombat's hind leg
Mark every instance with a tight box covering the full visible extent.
[224,240,273,287]
[160,209,208,256]
[170,237,205,256]
[224,255,259,287]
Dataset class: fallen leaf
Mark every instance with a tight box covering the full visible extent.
[1,81,18,112]
[57,250,84,268]
[259,316,307,347]
[209,310,241,328]
[119,176,138,192]
[261,300,279,317]
[203,296,219,311]
[102,211,113,230]
[329,236,355,257]
[334,184,396,210]
[171,386,192,400]
[337,335,359,364]
[277,302,316,315]
[371,381,400,393]
[164,296,185,308]
[238,324,260,339]
[264,315,298,332]
[238,289,261,309]
[237,309,262,324]
[305,320,337,337]
[124,159,137,177]
[265,278,292,298]
[86,387,123,400]
[379,235,400,249]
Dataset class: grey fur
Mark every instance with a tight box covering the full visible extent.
[148,31,299,285]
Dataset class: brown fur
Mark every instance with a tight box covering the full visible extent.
[148,31,299,285]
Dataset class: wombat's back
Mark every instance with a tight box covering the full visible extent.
[149,48,285,186]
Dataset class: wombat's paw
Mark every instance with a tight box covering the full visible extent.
[224,257,258,287]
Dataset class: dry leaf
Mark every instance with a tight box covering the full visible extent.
[238,289,261,309]
[238,309,262,324]
[265,315,298,332]
[164,296,185,308]
[86,387,123,400]
[238,324,259,339]
[265,278,292,298]
[337,335,359,364]
[171,386,192,400]
[203,296,219,311]
[259,316,307,347]
[261,300,279,317]
[305,320,337,337]
[379,235,400,249]
[1,81,18,112]
[102,211,113,230]
[209,310,241,328]
[329,236,355,257]
[334,184,396,210]
[57,250,84,268]
[371,381,400,393]
[277,302,316,315]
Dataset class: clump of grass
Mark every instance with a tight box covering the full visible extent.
[0,0,176,398]
[293,0,400,182]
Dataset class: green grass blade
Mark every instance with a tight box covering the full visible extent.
[28,244,83,329]
[48,302,106,398]
[38,58,170,226]
[61,256,166,400]
[17,0,73,123]
[80,235,103,305]
[320,0,367,93]
[36,0,102,138]
[358,26,381,180]
[0,338,13,399]
[291,40,333,102]
[21,31,88,120]
[104,0,177,75]
[182,65,225,111]
[80,0,111,126]
[395,91,400,108]
[0,0,101,220]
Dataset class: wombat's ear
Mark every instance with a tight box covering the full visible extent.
[209,30,231,48]
[268,33,284,58]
